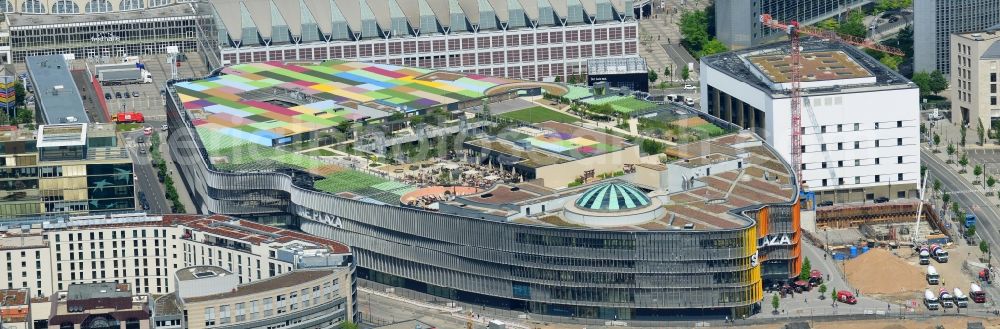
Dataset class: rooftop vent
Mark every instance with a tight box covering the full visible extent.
[683,223,695,230]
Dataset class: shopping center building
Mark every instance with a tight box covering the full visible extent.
[165,59,803,320]
[197,0,639,81]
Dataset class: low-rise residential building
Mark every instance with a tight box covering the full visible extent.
[153,266,352,329]
[47,282,150,329]
[0,288,31,329]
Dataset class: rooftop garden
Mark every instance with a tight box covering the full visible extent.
[498,106,579,124]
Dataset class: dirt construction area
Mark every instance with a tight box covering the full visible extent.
[844,245,985,303]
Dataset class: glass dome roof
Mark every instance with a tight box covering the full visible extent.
[575,181,651,212]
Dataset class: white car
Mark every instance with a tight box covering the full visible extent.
[161,124,169,131]
[683,84,697,90]
[685,99,695,106]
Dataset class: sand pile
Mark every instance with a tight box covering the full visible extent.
[845,248,925,296]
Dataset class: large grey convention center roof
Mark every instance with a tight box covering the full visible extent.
[701,38,914,97]
[25,55,89,125]
[5,3,197,27]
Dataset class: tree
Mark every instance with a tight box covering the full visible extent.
[952,202,962,218]
[13,81,25,108]
[989,176,996,190]
[975,164,983,177]
[681,66,690,81]
[799,257,812,281]
[947,143,955,156]
[960,153,969,170]
[912,71,932,96]
[14,108,31,125]
[933,133,940,146]
[981,240,991,255]
[818,283,828,296]
[817,18,839,30]
[967,225,976,237]
[663,66,672,82]
[979,119,986,145]
[875,0,913,13]
[648,69,658,84]
[338,322,359,329]
[880,55,903,71]
[831,287,838,301]
[771,294,780,313]
[700,39,729,57]
[679,10,710,52]
[641,139,665,154]
[928,70,948,95]
[933,179,941,193]
[942,192,950,205]
[837,10,867,38]
[961,125,968,147]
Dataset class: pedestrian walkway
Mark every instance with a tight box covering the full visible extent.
[159,140,197,214]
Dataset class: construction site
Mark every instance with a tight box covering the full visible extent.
[806,199,994,308]
[813,200,951,249]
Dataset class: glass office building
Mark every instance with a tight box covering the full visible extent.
[715,0,872,49]
[0,123,135,217]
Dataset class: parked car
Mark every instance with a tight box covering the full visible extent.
[875,196,890,203]
[683,84,696,90]
[139,148,146,155]
[818,200,834,207]
[104,92,112,100]
[161,124,169,131]
[124,92,130,99]
[132,91,140,97]
[137,136,145,144]
[115,91,122,98]
[685,98,695,106]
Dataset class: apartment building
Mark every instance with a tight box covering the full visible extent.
[951,29,1000,126]
[0,213,356,328]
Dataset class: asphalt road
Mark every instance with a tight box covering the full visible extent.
[124,130,170,214]
[660,43,697,75]
[921,149,1000,300]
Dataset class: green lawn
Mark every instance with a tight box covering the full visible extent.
[499,106,578,124]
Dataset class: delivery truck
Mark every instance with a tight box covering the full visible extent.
[98,68,152,85]
[971,283,987,303]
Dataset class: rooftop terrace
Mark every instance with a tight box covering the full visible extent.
[175,60,520,146]
[702,39,913,96]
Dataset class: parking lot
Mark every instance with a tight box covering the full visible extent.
[88,52,209,126]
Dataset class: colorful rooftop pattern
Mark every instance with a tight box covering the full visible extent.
[503,121,629,160]
[174,60,517,146]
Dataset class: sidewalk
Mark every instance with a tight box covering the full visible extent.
[158,139,197,214]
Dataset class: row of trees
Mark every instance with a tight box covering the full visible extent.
[150,132,186,213]
[647,65,690,85]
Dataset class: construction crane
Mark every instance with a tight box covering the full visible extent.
[758,14,904,189]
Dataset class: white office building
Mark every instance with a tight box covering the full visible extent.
[951,28,1000,127]
[699,40,920,203]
